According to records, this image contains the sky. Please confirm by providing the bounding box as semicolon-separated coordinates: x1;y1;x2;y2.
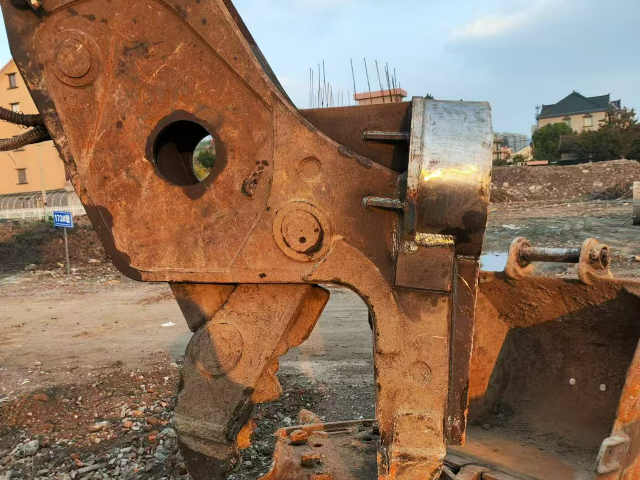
1;0;638;136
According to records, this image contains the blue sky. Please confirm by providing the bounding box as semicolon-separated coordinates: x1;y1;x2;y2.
1;0;638;136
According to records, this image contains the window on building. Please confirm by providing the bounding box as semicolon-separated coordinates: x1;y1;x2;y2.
10;102;20;113
563;117;572;128
17;169;27;185
584;115;593;128
8;73;17;89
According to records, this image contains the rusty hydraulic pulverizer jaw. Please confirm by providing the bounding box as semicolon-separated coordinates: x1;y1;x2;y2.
1;0;494;479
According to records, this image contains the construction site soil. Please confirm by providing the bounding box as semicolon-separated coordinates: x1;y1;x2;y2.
1;174;639;479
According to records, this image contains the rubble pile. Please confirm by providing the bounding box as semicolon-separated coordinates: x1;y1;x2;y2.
0;362;325;480
491;160;640;203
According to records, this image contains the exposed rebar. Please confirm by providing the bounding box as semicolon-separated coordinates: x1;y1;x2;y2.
0;126;50;151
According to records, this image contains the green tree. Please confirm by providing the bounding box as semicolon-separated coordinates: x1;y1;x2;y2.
629;140;640;161
601;109;640;160
192;150;216;181
511;154;527;165
197;150;216;169
577;129;616;162
532;123;575;161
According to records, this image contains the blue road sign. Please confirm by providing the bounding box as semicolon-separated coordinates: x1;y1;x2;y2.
53;211;74;229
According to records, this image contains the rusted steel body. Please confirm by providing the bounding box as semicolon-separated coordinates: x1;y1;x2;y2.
1;1;491;478
2;1;639;480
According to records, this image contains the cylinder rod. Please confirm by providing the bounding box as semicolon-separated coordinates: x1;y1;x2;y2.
521;247;581;264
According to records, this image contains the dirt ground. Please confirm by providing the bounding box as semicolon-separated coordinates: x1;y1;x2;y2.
0;198;639;479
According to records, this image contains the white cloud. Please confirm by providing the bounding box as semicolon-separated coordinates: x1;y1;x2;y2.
451;0;568;41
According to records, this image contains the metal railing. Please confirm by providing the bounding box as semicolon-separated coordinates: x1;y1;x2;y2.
0;190;86;220
0;204;86;220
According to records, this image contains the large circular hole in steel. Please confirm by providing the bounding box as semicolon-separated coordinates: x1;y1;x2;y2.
152;120;216;186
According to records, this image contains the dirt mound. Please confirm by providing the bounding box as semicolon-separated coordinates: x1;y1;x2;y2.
489;187;515;203
0;216;108;276
586;183;633;201
491;159;640;203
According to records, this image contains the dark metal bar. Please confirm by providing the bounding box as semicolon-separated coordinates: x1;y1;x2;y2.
362;196;404;211
521;247;581;264
362;131;409;143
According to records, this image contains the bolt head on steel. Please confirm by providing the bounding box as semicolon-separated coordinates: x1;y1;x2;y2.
281;210;323;254
56;39;92;79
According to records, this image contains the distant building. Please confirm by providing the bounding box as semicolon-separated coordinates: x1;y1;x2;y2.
493;134;512;162
513;145;533;162
537;91;621;133
0;59;67;196
354;88;407;105
496;132;530;154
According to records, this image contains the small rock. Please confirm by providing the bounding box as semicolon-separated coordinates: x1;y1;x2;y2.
289;429;309;445
146;416;159;425
12;440;39;458
88;423;105;433
298;409;322;425
154;451;167;462
481;423;492;430
32;393;49;402
301;453;323;468
88;259;102;265
256;443;273;456
76;463;106;474
35;422;55;433
634;255;640;263
24;264;37;272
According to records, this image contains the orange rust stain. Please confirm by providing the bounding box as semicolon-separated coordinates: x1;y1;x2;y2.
236;420;256;450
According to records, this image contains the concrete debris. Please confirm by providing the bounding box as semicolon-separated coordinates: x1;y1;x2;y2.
11;439;39;458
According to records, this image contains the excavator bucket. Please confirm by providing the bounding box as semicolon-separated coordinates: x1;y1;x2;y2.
1;1;638;479
465;273;640;480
